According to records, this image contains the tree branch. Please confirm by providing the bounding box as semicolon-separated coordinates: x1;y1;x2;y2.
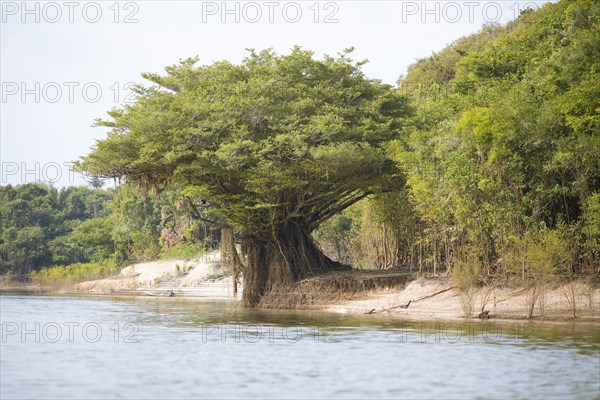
185;198;226;228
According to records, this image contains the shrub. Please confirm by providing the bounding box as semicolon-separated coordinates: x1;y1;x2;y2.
452;249;483;318
160;241;206;260
29;261;119;288
504;226;574;318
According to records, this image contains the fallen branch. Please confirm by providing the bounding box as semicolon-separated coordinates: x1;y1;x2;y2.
412;286;456;302
365;300;411;314
494;287;529;304
364;286;457;315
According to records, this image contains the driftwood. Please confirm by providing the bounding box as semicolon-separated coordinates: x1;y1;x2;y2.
365;286;456;315
412;286;456;302
493;288;529;304
365;300;411;314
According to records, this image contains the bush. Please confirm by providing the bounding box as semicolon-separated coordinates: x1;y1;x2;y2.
452;249;483;318
160;241;206;260
29;261;119;288
504;226;574;318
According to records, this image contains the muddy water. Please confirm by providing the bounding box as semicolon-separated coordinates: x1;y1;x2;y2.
1;294;599;399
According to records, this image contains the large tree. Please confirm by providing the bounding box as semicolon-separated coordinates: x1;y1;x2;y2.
78;48;409;306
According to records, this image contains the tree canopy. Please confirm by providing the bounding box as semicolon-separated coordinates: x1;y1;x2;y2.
78;47;409;305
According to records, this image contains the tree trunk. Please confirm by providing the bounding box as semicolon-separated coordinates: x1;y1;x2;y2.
220;224;242;297
241;220;343;307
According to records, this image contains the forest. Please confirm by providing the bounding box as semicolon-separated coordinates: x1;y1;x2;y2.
1;0;598;306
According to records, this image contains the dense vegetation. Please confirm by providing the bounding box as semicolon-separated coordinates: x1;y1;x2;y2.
77;47;408;306
1;0;597;306
0;184;113;277
0;183;216;281
317;0;599;284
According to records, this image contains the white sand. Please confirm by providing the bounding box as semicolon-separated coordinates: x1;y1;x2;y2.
75;250;242;299
73;255;599;321
326;276;600;321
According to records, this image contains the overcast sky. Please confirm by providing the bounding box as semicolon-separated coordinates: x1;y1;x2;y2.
1;0;553;187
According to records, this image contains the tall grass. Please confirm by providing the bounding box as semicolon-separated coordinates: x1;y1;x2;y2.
159;242;207;260
29;261;119;288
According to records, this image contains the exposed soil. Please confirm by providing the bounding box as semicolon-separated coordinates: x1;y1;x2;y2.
3;258;598;322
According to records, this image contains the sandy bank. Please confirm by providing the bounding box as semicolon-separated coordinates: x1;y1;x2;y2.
3;257;598;323
326;276;600;322
72;250;241;299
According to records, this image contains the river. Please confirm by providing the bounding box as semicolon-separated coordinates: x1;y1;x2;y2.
1;294;599;399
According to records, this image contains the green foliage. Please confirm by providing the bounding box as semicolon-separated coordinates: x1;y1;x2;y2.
583;194;600;232
504;226;575;284
502;226;576;318
312;213;353;262
314;190;423;270
29;260;119;287
452;250;484;318
394;0;600;275
0;183;113;275
6;0;598;290
109;182;219;265
452;250;483;291
159;241;206;260
70;216;115;261
0;180;218;277
109;183;162;263
79;48;409;235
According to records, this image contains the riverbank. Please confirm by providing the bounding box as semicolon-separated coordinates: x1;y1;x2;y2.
2;255;598;322
1;251;242;300
325;276;600;322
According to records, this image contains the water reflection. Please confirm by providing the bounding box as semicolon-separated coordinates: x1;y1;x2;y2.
97;295;599;350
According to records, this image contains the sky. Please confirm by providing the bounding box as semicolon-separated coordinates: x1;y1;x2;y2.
1;0;554;187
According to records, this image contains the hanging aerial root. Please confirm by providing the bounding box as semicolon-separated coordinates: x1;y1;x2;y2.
258;269;413;309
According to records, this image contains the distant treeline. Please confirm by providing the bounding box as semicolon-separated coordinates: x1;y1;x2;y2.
0;184;113;275
0;183;218;277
